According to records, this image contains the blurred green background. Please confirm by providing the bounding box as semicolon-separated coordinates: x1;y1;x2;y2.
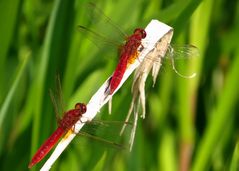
0;0;239;170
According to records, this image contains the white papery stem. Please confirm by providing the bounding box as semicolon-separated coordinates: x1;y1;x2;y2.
40;20;172;171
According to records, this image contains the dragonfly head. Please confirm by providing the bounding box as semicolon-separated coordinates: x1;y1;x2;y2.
75;103;87;114
134;28;146;39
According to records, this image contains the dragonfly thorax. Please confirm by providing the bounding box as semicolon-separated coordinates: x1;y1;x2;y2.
60;107;86;130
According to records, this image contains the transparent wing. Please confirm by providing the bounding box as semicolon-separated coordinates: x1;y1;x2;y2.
78;131;124;149
166;44;200;59
78;3;127;48
142;44;200;62
49;89;61;124
77;25;121;48
78;120;132;149
55;74;65;114
86;2;127;39
138;44;199;79
49;75;66;122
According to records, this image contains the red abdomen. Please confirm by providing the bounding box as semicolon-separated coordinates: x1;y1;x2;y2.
28;127;65;168
109;55;128;94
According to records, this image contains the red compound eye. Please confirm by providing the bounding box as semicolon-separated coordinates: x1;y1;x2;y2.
134;28;146;38
141;29;146;38
75;103;87;113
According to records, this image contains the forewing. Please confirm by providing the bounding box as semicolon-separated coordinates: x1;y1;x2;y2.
49;75;66;122
77;3;126;49
78;120;132;149
77;25;120;48
166;44;200;59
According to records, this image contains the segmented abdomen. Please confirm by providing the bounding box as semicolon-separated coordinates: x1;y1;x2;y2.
28;127;65;168
109;55;128;94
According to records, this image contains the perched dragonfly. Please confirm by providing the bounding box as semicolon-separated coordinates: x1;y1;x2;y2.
28;102;87;168
78;3;146;95
78;3;198;96
28;76;132;168
106;28;146;95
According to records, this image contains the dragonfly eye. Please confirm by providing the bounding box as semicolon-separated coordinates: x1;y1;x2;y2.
141;30;146;38
134;28;146;39
75;103;87;113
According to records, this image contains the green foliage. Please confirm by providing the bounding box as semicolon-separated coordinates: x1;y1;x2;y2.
0;0;238;170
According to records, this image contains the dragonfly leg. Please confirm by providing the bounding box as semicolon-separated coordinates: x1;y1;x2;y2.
138;43;144;52
79;116;92;124
72;125;76;133
104;76;112;96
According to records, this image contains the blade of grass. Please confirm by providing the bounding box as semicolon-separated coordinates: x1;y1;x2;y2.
158;128;177;171
173;0;208;170
0;0;21;102
172;0;203;38
230;142;239;171
192;34;239;171
0;51;30;129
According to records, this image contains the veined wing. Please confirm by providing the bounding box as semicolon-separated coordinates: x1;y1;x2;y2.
78;3;127;49
167;44;200;59
86;2;127;38
141;44;199;62
49;75;66;124
136;44;199;80
77;120;132;149
77;25;121;48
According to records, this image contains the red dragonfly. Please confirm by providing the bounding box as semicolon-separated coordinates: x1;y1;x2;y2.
78;3;199;95
28;102;87;168
106;28;146;94
78;3;146;95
